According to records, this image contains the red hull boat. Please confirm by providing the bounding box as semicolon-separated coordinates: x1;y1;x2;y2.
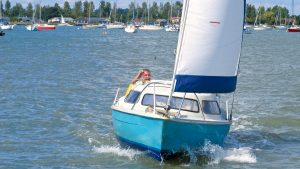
287;27;300;32
37;24;56;31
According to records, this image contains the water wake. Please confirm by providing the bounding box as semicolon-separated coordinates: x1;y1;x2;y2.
201;142;257;164
92;145;143;160
172;142;257;165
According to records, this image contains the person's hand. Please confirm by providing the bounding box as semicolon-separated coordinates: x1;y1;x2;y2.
137;70;144;78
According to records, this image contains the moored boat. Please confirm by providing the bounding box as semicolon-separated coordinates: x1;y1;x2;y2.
57;15;71;26
287;0;300;32
106;23;126;29
125;25;137;33
139;25;163;31
165;25;179;32
82;24;98;29
287;26;300;32
36;24;56;31
26;24;38;31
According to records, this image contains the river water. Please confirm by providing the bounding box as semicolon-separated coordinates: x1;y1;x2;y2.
0;26;299;168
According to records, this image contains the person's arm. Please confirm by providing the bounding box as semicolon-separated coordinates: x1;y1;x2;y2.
131;70;144;84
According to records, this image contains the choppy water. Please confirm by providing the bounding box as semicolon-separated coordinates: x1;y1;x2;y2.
0;26;299;168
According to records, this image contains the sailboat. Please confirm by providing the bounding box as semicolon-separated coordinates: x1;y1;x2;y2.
125;1;137;33
253;7;271;31
274;8;287;30
36;3;55;30
106;2;126;29
139;0;163;31
288;0;300;32
165;2;179;32
25;7;37;31
0;0;14;30
111;0;245;159
82;2;98;29
57;14;71;26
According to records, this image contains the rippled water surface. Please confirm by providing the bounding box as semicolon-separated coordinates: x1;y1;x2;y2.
0;26;299;168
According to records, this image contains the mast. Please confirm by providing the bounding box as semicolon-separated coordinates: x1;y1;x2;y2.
292;0;295;25
39;3;41;23
99;1;101;18
132;0;135;21
88;2;91;24
32;7;35;24
147;0;150;23
166;0;189;110
254;8;260;26
114;0;117;21
292;0;294;17
170;2;173;24
0;0;2;18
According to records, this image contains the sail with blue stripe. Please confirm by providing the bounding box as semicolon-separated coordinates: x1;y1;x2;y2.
173;0;245;93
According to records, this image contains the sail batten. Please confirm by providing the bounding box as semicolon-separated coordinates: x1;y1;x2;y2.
173;0;245;93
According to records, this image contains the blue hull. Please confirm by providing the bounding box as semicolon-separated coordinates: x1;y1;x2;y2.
112;109;230;158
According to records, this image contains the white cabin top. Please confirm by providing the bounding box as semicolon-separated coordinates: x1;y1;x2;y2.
112;80;229;123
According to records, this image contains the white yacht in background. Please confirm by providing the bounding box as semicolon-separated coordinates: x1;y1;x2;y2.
0;1;14;30
0;24;14;30
165;25;179;32
106;22;126;29
139;24;163;31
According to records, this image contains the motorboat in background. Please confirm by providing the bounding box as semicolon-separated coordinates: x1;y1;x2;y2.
125;25;137;33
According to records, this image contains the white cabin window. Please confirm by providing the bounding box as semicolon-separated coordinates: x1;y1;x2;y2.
125;90;140;104
201;101;221;114
141;94;199;112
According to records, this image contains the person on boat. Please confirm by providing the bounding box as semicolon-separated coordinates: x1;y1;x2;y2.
125;69;151;96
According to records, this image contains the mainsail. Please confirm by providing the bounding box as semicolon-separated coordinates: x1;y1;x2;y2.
173;0;245;93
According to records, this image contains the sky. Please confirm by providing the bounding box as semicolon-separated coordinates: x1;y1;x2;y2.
5;0;300;15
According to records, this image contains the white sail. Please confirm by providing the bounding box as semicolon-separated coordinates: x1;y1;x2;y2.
174;0;245;93
61;15;66;24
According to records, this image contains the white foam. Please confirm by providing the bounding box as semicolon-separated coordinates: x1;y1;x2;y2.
201;142;257;164
92;145;143;160
223;147;257;163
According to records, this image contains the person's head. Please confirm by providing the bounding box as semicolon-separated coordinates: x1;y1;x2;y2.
142;69;151;81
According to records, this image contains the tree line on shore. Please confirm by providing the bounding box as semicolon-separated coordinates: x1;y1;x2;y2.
1;0;300;25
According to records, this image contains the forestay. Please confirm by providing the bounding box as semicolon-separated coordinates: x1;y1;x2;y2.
174;0;245;93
